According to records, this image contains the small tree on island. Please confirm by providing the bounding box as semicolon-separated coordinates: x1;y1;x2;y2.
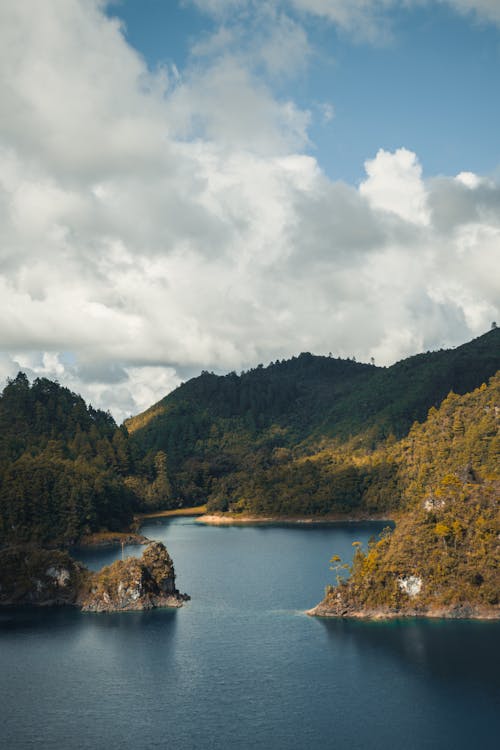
330;554;350;584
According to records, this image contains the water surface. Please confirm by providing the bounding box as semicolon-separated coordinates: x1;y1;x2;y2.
1;518;498;749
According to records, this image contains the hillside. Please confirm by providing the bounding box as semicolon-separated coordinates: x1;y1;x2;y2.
0;373;136;546
126;328;500;515
1;329;498;545
0;376;188;611
309;373;500;618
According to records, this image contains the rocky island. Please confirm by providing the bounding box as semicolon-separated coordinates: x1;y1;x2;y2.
0;541;189;612
80;541;189;612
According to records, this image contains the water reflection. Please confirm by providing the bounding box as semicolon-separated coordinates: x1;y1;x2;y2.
2;521;499;750
70;543;145;571
315;617;500;692
0;604;178;636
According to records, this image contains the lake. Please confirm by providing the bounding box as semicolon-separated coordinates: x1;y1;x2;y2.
1;517;499;749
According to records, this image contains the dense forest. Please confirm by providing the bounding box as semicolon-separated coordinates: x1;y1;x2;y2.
127;328;500;516
0;329;498;549
314;372;499;616
0;374;171;546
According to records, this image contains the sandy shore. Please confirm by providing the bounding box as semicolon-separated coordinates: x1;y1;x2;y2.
196;513;394;526
134;504;207;521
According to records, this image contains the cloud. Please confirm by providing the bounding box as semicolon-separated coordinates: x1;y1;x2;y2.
360;148;430;225
167;60;311;154
191;8;311;79
0;0;498;421
190;0;500;41
444;0;500;25
287;0;500;46
185;0;246;17
190;0;500;42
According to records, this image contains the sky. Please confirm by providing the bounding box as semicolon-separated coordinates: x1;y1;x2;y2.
0;0;499;422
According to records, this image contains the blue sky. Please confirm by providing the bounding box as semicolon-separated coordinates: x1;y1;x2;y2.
108;0;500;183
0;0;499;419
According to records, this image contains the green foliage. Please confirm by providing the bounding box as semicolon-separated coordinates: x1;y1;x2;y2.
1;329;499;555
0;544;89;605
0;374;135;545
127;328;500;517
323;373;500;613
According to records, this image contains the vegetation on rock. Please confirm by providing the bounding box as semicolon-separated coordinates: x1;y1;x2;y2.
310;374;500;618
80;541;189;612
0;545;89;606
0;542;188;612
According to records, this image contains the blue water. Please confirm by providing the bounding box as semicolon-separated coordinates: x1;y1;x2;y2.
1;518;499;749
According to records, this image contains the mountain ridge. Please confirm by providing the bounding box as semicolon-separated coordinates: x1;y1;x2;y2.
126;328;500;514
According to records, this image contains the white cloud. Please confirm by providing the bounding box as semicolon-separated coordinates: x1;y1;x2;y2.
185;0;246;16
444;0;500;25
289;0;396;41
189;1;311;78
360;148;430;225
455;171;482;189
167;59;311;154
0;0;499;421
187;0;500;34
291;0;500;31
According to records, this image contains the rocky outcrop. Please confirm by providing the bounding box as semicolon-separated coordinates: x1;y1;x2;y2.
307;584;500;620
307;598;499;620
0;545;88;606
0;541;189;612
79;542;189;612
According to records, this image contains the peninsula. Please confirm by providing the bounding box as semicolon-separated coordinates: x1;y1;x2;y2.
308;373;499;619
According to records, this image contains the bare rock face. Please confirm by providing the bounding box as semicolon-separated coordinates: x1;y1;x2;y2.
397;575;423;597
80;542;189;613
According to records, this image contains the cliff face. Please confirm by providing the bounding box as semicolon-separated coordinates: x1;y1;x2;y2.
0;542;189;612
79;542;189;612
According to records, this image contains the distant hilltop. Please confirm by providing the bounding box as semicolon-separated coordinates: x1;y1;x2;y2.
125;328;500;518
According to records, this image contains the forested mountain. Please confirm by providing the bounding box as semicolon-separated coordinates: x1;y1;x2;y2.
126;328;500;515
1;329;498;548
311;372;499;618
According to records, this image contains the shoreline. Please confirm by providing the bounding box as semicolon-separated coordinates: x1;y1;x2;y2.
134;504;207;521
78;531;150;548
196;512;394;526
306;604;500;621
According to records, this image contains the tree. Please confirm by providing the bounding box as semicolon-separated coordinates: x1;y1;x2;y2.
330;554;350;583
